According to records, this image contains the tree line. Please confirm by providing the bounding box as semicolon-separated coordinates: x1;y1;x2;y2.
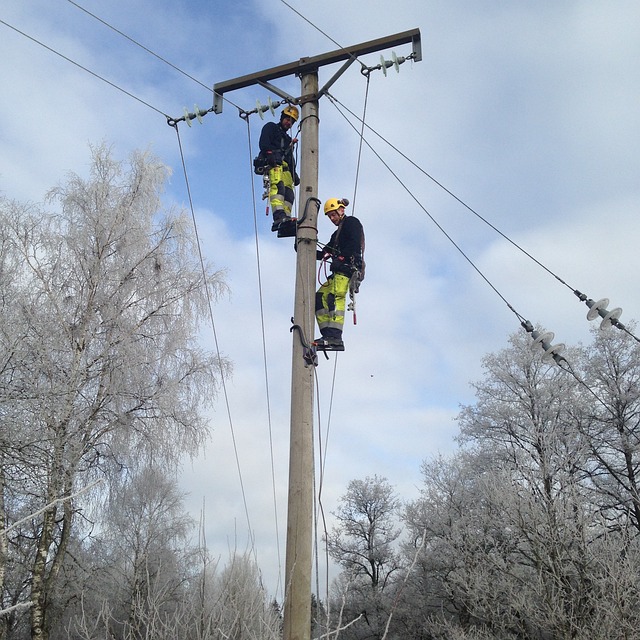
325;329;640;639
2;147;640;639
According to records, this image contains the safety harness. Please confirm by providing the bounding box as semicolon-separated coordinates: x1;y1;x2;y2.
319;216;366;324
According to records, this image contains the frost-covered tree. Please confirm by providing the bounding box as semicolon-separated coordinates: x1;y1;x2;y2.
576;327;640;532
402;329;640;639
180;552;280;640
327;475;401;590
75;467;198;640
326;475;402;640
0;145;228;640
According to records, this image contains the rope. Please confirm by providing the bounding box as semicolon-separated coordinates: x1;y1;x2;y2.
244;113;284;600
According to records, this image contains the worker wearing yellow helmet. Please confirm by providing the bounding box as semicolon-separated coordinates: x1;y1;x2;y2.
314;198;365;351
257;105;300;232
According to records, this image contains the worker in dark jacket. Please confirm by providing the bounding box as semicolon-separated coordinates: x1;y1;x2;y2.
258;105;299;231
314;198;365;350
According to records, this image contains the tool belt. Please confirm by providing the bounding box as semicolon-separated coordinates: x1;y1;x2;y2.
253;155;269;175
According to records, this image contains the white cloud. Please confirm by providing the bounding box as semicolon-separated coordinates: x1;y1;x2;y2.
2;0;640;598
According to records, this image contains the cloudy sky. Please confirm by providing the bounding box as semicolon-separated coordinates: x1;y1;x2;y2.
2;0;640;598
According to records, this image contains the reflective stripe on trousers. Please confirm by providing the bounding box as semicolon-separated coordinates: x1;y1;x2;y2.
269;162;294;215
315;273;350;334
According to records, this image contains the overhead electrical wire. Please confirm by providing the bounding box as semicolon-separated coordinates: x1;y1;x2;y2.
328;94;577;295
327;90;640;345
244;117;285;601
326;87;621;411
326;91;527;327
171;122;258;563
64;0;244;114
66;0;212;92
0;18;170;118
278;0;367;73
1;8;244;120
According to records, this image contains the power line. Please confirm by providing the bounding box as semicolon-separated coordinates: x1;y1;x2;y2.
0;18;170;118
329;92;576;294
326;91;528;328
65;0;246;116
327;90;640;344
244;116;285;600
66;0;212;92
171;121;257;559
2;12;244;123
278;0;366;72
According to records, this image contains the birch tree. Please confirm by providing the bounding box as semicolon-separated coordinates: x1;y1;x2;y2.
0;145;228;640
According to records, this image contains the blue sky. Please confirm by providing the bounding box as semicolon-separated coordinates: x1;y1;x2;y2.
2;0;640;598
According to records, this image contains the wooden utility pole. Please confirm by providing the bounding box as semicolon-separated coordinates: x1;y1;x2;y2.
213;29;421;640
282;68;319;640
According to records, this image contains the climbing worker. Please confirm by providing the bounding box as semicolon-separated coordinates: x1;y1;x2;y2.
314;198;365;351
257;105;300;232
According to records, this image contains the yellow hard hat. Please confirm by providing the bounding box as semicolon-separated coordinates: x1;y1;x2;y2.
282;105;299;122
324;198;349;214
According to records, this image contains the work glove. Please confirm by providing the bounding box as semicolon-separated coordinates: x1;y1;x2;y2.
316;248;333;261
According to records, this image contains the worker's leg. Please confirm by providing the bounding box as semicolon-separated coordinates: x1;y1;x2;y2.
315;274;350;342
269;164;285;220
282;162;295;216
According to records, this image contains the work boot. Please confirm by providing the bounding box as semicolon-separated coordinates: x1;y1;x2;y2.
277;216;297;238
313;336;344;350
271;211;286;232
